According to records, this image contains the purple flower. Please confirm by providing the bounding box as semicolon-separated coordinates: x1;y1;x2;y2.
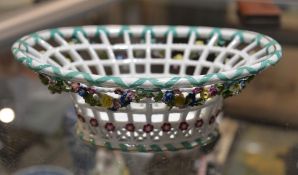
192;87;203;94
209;86;218;96
87;87;96;94
114;88;124;95
112;99;121;110
173;89;182;94
126;90;136;101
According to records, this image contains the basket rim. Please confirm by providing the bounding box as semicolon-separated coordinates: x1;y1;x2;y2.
11;25;282;89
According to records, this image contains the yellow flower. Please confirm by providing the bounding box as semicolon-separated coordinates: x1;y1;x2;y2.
229;84;241;92
173;54;183;60
100;94;113;108
195;40;204;45
200;89;209;100
175;94;185;107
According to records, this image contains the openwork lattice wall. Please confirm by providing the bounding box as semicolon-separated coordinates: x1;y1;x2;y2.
12;25;282;151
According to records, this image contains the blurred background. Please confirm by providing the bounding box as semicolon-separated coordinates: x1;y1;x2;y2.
0;0;297;175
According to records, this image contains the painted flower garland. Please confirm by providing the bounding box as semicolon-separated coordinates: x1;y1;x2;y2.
38;74;254;111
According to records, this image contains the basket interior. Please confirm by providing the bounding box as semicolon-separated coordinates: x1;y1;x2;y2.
20;26;272;79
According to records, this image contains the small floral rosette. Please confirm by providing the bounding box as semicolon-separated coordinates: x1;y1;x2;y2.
12;25;281;152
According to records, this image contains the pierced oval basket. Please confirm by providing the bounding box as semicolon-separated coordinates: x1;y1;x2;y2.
12;25;281;152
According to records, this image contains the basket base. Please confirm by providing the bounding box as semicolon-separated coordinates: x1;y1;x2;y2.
73;96;224;152
76;122;221;152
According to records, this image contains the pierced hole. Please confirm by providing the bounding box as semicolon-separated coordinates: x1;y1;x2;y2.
48;55;64;67
89;65;99;75
206;36;214;44
173;37;189;44
152;114;164;123
152;103;166;110
169;113;181;122
100;112;109;121
201;67;209;75
76;95;85;104
170;134;175;139
66;37;80;44
114;49;128;60
133;114;146;123
195;39;206;45
133;49;146;58
108;36;124;45
219;39;231;47
151;50;165;59
154;37;167;44
142;132;147;137
119;65;130;74
222;53;234;65
236;43;247;50
77;49;92;60
114;113;128;122
62;36;72;43
76;65;85;72
151;65;164;73
206;52;217;62
189;50;201;60
89;35;102;44
131;36;144;44
126;131;132;137
85;108;93;117
186;111;196;121
47;37;60;47
136;64;145;73
131;102;146;110
171;50;184;60
33;43;46;52
120;136;127;141
150;131;155;136
137;137;144;141
248;45;263;55
60;51;74;62
153;136;160;141
95;49;109;60
116;130;122;136
104;66;113;75
170;65;180;74
186;66;195;75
